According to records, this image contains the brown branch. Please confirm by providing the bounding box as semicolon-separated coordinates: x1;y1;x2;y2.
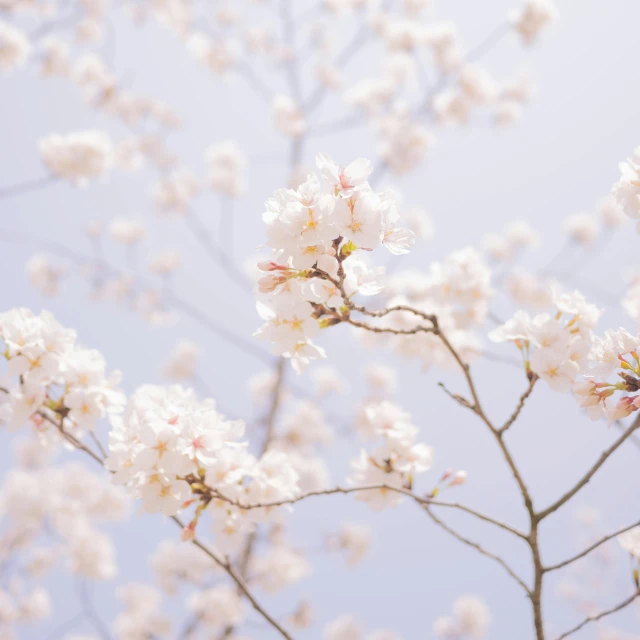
210;484;527;539
29;399;293;640
172;516;294;640
422;505;531;594
537;413;640;521
260;357;286;456
217;357;288;640
498;375;538;435
554;590;640;640
545;519;640;572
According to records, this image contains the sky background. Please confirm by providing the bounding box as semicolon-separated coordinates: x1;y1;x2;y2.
1;0;640;638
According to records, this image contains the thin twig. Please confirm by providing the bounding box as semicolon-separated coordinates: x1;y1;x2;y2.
554;590;640;639
210;483;527;539
422;505;531;594
499;376;538;434
537;413;640;520
545;519;640;572
171;516;294;640
0;175;56;199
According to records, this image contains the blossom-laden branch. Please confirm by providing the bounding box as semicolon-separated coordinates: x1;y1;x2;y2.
554;589;640;640
1;376;293;640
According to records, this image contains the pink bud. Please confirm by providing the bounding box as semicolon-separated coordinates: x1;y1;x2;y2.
440;468;453;482
181;521;196;542
258;260;288;272
258;273;287;293
449;470;467;487
30;413;45;428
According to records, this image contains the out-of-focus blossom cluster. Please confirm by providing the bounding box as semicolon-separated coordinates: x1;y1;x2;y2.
0;436;130;639
433;595;492;639
323;613;403;640
371;247;494;369
348;401;432;511
612;145;640;232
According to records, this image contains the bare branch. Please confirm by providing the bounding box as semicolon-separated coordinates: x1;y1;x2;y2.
554;590;640;640
260;357;286;455
183;206;252;294
422;505;531;594
171;516;294;640
537;413;640;521
210;483;527;539
498;375;538;435
545;519;640;572
0;175;56;199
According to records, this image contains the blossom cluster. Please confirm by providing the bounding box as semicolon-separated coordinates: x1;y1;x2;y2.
353;247;493;370
39;130;115;185
255;153;417;371
433;595;492;639
0;434;130;639
323;613;403;640
0;307;125;433
106;384;301;547
348;401;433;511
612;145;640;231
113;584;172;640
491;288;640;421
490;288;601;392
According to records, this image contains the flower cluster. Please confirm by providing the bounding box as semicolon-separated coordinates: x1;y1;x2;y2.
365;248;493;369
206;141;247;198
39;130;115;185
188;585;245;631
573;328;640;421
106;384;300;546
327;522;372;566
253;544;313;593
255;153;416;372
433;595;492;639
348;401;432;511
0;435;130;639
490;288;602;392
612;145;640;231
0;21;31;73
113;584;172;640
323;614;402;640
509;0;558;45
151;539;217;594
0;308;125;433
